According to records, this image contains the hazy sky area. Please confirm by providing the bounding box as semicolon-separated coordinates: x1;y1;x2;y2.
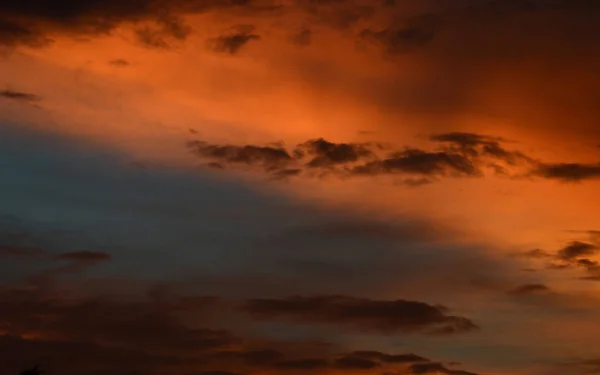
1;1;600;374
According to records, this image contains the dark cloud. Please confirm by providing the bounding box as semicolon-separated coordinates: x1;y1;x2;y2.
360;16;436;55
430;132;531;165
334;355;379;370
0;286;233;358
187;134;600;185
241;295;478;335
353;148;479;177
0;89;42;103
532;162;600;182
0;0;269;47
207;25;260;54
512;249;553;259
0;18;50;47
346;350;428;364
523;241;600;280
557;241;598;261
0;284;481;374
296;138;374;168
408;362;480;375
508;283;550;296
187;140;292;170
108;58;130;66
274;358;329;370
290;28;312;46
215;349;285;366
55;251;112;262
300;1;374;30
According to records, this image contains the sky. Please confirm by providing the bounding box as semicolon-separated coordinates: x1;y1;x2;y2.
1;0;600;374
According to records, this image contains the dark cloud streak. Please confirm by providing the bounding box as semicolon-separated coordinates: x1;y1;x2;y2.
241;295;478;335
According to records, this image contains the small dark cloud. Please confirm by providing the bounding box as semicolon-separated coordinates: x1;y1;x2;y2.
557;241;598;261
532;162;600;182
290;28;312;46
408;362;480;375
512;249;553;259
347;350;428;364
523;241;600;280
0;89;42;103
207;25;260;55
360;26;435;54
135;15;191;49
241;295;478;335
238;349;285;365
297;138;374;168
353;149;479;177
334;356;379;370
55;251;112;262
270;168;302;180
187;140;293;171
508;283;551;296
108;58;130;66
0;18;51;47
360;13;438;55
431;132;530;165
273;358;329;370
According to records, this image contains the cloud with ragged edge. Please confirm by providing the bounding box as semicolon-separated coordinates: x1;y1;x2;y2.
187;132;522;182
207;25;261;55
0;284;482;375
187;132;600;184
0;89;42;103
241;295;478;335
517;240;600;280
507;283;551;296
0;0;277;48
531;162;600;182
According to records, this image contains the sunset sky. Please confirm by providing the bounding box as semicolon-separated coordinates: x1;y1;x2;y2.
1;1;600;374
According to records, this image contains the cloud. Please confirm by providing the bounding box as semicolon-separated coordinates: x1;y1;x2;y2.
408;362;479;375
507;284;551;296
334;355;379;370
345;350;428;364
55;251;112;262
108;58;130;66
187;133;600;187
512;249;553;259
241;295;478;335
188;133;530;181
360;13;437;55
274;358;329;370
0;285;231;358
430;132;530;165
290;28;312;46
0;18;50;47
207;25;261;54
521;240;600;280
557;241;598;261
0;281;482;375
0;89;42;103
352;148;480;177
296;138;374;168
531;162;600;182
187;140;293;170
0;0;275;47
